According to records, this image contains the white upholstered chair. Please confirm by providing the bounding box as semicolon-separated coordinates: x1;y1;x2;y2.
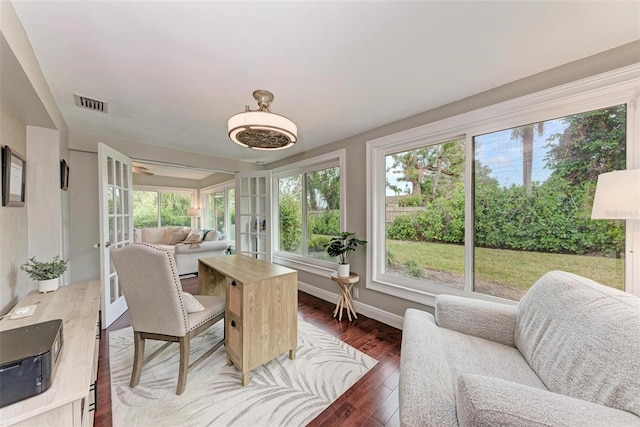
111;243;225;395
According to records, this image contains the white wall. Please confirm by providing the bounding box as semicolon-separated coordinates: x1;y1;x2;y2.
0;100;29;314
69;150;100;283
26;126;62;265
1;0;68;314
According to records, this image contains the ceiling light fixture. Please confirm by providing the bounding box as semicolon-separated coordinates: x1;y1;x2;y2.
228;90;297;150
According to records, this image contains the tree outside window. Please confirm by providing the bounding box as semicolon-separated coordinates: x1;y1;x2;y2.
383;105;627;300
133;189;193;228
278;167;340;261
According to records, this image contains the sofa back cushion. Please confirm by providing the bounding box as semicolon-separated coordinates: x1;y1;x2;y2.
515;270;640;416
141;227;166;243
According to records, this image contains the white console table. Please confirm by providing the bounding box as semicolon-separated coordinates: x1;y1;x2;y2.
0;281;101;427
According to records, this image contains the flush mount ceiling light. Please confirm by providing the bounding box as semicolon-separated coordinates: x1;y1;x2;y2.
228;90;297;150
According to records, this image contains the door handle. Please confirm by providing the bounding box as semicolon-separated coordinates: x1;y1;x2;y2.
93;242;111;248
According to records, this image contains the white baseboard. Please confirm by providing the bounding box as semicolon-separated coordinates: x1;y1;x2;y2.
297;281;404;330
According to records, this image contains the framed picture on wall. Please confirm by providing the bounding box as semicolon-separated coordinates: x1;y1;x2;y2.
60;159;69;191
2;145;26;207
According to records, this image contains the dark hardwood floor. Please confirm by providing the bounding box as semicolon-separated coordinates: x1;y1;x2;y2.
95;276;403;427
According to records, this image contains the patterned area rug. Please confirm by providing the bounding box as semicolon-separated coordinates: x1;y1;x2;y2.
109;320;377;426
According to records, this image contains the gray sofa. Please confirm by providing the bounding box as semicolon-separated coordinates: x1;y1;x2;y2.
399;270;640;426
134;227;229;275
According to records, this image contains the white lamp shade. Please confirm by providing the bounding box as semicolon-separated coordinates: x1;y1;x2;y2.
591;169;640;219
188;208;202;218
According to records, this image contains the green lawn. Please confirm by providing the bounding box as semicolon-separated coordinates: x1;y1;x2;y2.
386;240;624;291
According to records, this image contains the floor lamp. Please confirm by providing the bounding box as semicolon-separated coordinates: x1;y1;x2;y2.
591;169;640;296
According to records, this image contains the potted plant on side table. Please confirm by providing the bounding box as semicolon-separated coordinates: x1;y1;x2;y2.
21;255;68;293
324;232;367;278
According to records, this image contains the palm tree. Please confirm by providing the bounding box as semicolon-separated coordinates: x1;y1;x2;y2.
510;122;544;191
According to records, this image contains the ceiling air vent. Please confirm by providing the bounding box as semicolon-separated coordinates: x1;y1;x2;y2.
74;94;108;113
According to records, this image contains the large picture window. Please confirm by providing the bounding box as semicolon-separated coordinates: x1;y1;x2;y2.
273;151;345;272
133;187;195;228
473;106;626;300
385;139;465;289
367;69;638;305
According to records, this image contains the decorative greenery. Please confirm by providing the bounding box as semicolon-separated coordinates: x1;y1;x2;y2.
21;256;68;281
324;232;367;265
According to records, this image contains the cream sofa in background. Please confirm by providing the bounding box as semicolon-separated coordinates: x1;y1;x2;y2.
399;270;640;426
134;227;229;275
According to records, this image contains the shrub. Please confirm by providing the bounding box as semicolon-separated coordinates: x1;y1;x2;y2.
405;259;424;278
387;214;418;240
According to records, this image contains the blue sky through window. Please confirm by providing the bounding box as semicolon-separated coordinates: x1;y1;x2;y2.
385;118;568;195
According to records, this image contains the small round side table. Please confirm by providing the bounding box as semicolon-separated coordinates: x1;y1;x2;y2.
330;272;359;321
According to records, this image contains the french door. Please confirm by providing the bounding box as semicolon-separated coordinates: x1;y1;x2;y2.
235;171;271;261
98;143;132;327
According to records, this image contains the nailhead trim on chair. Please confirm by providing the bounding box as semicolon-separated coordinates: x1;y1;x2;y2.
188;307;225;331
135;243;189;333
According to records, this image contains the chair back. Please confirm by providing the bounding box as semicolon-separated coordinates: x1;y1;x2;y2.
111;243;190;337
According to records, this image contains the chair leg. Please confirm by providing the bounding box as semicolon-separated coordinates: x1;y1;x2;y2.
130;331;145;387
176;336;190;395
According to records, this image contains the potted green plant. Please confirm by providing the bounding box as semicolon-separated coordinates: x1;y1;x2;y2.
21;255;68;293
324;232;367;277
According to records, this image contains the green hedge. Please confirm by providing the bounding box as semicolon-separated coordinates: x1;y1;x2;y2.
387;178;622;256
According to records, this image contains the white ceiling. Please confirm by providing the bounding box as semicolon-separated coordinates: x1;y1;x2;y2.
11;1;640;169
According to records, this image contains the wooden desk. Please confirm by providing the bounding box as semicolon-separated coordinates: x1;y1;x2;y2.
331;272;359;321
0;282;101;427
198;255;298;386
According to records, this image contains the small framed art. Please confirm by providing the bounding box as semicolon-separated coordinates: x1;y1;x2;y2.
60;159;70;191
2;145;26;207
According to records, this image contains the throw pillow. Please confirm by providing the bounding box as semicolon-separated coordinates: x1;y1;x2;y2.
185;229;203;242
204;230;219;241
167;231;189;245
182;292;205;313
163;227;183;244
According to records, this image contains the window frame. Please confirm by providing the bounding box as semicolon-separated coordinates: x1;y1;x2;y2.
200;180;236;245
271;149;347;276
132;185;197;228
367;65;640;306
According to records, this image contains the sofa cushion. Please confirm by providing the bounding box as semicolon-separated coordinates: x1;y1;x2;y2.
167;230;188;245
204;230;219;241
163;227;184;244
185;229;203;242
141;227;166;243
400;308;547;427
456;374;640;427
515;271;640;416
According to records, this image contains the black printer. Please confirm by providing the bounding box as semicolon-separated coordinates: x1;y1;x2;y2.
0;319;64;407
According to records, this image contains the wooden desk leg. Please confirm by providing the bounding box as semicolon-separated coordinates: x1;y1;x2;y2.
227;355;233;366
289;348;296;360
242;372;250;386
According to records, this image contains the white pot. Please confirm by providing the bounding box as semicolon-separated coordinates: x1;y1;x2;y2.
38;277;59;293
337;263;350;278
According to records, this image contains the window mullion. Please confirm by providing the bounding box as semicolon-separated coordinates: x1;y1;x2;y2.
301;173;308;257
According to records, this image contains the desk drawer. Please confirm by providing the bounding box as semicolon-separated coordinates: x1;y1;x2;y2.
226;315;242;361
226;278;242;317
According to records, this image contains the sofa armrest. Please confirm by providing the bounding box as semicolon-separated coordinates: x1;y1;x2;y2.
174;240;229;255
456;374;640;427
435;295;517;346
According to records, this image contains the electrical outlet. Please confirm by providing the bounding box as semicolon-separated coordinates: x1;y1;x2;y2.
353;287;359;299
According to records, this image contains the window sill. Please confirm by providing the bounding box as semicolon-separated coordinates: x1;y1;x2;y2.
273;253;336;278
